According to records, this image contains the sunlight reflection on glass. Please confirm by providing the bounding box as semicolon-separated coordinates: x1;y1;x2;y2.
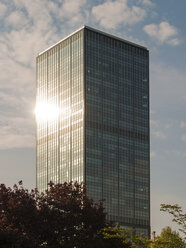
35;102;73;122
35;102;59;122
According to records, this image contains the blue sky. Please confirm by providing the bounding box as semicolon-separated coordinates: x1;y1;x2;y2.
0;0;186;236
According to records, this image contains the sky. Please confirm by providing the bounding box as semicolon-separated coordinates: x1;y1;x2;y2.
0;0;186;236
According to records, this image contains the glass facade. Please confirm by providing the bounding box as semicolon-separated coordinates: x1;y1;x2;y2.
36;26;150;236
36;30;84;193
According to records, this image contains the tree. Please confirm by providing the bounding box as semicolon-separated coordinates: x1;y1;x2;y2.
151;226;185;248
0;180;155;247
91;225;151;248
101;225;133;248
160;204;186;239
0;181;39;247
0;181;106;248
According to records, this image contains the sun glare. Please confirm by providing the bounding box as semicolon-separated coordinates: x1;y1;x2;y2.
35;102;72;122
35;102;59;122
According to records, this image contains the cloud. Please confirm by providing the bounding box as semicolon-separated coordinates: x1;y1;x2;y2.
0;2;7;18
150;151;156;158
60;0;86;19
141;0;154;7
150;120;159;127
183;95;186;100
143;21;180;45
151;130;166;140
164;120;176;129
167;38;180;46
150;109;156;114
180;121;186;128
5;10;28;29
0;132;34;150
0;0;88;150
165;150;186;157
92;0;146;29
0;88;35;150
137;0;155;7
150;62;186;110
181;135;186;142
59;0;88;26
0;114;35;149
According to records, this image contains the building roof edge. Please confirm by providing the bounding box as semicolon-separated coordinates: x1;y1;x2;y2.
83;25;148;50
38;25;147;56
38;26;85;56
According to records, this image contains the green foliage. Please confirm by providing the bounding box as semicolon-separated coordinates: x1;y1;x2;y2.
160;204;186;239
151;227;186;248
101;225;132;247
98;225;151;248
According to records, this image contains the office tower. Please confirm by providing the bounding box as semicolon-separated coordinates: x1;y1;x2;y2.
36;26;150;236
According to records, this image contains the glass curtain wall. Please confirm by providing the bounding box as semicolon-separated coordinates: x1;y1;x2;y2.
36;53;48;192
85;28;150;236
36;30;84;192
36;26;150;236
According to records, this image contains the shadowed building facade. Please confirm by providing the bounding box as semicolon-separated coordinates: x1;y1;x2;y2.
36;26;150;236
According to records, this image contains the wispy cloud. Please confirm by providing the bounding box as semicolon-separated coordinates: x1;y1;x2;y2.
59;0;87;19
0;0;185;153
150;151;156;158
150;109;156;115
150;62;186;109
151;129;166;140
0;0;88;150
150;120;159;127
141;0;154;7
0;2;7;18
92;0;146;29
0;114;35;150
181;135;186;142
143;21;180;45
180;121;186;128
5;10;28;29
164;120;176;129
165;150;186;157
